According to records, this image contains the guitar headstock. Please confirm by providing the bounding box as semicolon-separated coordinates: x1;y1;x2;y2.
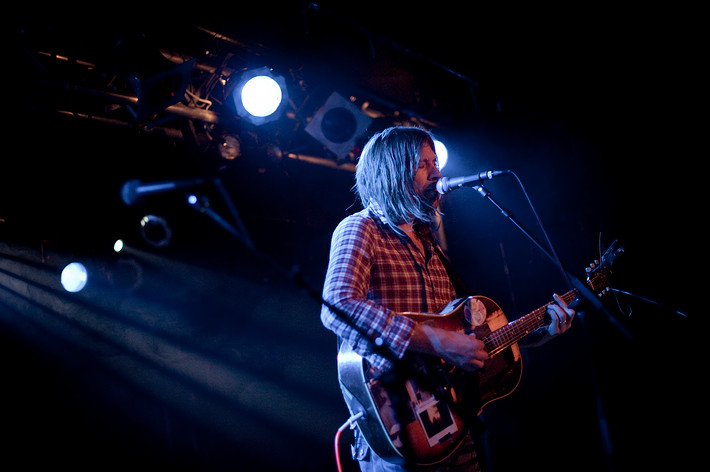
585;239;624;296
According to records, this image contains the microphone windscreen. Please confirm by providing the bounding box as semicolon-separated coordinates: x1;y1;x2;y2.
120;179;140;206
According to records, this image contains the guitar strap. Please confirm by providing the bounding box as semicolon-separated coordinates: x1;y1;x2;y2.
411;218;471;298
434;245;471;298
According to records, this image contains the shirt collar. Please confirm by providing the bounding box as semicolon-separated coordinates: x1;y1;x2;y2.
367;200;390;225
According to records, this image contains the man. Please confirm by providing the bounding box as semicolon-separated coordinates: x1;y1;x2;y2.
320;126;575;471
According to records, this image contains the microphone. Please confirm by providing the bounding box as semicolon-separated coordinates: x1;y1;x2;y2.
436;170;509;194
121;178;205;206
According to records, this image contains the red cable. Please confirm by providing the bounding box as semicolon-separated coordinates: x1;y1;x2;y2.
334;425;345;472
335;412;363;472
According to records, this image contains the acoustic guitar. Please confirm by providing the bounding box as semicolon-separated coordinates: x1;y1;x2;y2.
337;243;622;466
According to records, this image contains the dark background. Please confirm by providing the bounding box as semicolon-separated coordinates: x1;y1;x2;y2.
2;4;699;471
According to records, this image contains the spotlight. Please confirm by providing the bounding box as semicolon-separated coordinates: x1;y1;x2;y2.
242;76;282;117
61;262;88;293
140;215;172;248
305;92;372;160
219;135;241;160
112;32;195;122
232;66;288;125
434;139;448;170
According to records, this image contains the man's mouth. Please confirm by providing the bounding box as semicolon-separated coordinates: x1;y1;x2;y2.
423;184;440;202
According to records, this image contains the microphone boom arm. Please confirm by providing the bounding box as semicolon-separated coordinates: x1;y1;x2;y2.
473;184;632;338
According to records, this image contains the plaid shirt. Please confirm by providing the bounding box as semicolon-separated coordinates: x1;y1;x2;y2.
320;205;456;373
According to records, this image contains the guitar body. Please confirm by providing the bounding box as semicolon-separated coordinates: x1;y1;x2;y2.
337;296;523;466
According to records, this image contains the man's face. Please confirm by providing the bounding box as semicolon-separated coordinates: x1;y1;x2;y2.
413;143;441;205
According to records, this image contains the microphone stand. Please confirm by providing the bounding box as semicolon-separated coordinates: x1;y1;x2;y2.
473;185;631;338
472;183;623;471
186;178;256;253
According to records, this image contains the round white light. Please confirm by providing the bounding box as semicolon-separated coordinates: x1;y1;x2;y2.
240;75;283;117
61;262;88;293
434;140;448;170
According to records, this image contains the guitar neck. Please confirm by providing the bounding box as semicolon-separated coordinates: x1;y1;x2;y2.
483;289;578;356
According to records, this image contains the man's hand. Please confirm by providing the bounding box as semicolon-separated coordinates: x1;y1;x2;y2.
411;324;489;372
545;293;576;336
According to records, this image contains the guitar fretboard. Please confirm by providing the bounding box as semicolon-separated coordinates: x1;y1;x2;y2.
483;289;578;356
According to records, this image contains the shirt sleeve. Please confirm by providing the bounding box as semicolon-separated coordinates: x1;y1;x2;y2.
320;214;416;372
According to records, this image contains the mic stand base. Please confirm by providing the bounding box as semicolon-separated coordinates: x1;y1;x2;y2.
611;288;688;319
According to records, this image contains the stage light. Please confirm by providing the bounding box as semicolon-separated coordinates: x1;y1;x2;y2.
113;239;125;253
112;32;195;123
140;215;172;248
305;92;372;160
61;262;88;293
219;135;241;160
434;139;448;170
242;76;282;117
232;67;288;125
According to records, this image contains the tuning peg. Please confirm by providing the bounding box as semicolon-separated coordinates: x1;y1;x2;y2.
596;286;611;296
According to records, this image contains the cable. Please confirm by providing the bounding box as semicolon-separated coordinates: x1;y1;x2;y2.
508;170;573;290
335;412;364;472
611;288;687;318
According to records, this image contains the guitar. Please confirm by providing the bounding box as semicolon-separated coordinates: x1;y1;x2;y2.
337;243;622;466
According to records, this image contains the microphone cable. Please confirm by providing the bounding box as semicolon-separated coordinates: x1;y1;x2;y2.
335;411;365;472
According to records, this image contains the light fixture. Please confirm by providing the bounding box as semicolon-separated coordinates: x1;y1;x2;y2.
232;66;288;126
434;139;448;170
61;262;88;293
112;32;195;123
219;135;241;160
305;92;372;160
140;215;172;248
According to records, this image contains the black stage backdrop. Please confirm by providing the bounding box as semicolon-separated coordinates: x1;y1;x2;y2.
2;4;699;471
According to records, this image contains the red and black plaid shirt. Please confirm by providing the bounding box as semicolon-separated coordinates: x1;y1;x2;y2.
320;205;456;373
